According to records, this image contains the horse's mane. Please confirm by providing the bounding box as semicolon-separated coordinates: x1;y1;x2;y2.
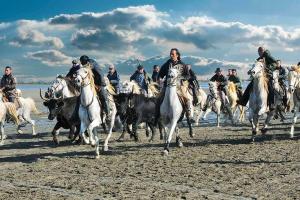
59;77;80;95
227;81;236;93
148;82;160;96
130;80;142;94
291;65;300;73
85;67;97;95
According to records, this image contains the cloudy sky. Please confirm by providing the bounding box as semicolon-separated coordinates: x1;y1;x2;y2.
0;0;299;82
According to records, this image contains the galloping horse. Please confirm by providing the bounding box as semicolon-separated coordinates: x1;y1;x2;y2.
160;68;193;155
227;82;245;122
248;61;280;140
288;67;300;138
202;81;222;127
75;67;102;158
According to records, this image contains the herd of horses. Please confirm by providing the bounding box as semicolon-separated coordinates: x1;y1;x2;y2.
0;60;299;158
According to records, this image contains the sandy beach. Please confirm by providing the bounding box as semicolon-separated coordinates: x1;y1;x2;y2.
0;89;298;199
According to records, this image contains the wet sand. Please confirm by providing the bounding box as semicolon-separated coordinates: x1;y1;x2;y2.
0;90;299;199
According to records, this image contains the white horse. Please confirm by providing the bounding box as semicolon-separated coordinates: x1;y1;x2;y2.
120;80;160;97
248;61;280;140
202;81;222;127
227;82;245;122
75;67;102;158
288;67;300;138
193;87;207;126
0;92;19;144
14;89;39;135
49;75;79;98
160;68;185;156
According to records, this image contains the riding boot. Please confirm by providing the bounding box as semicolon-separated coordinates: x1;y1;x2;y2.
237;80;253;106
267;81;275;110
99;87;110;115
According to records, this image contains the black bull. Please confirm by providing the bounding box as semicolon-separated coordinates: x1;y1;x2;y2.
42;97;80;144
114;93;193;142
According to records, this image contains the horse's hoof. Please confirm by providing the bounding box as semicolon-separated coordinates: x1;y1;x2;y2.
103;146;109;152
189;132;194;138
32;132;37;136
163;150;169;156
177;141;183;148
148;139;154;143
17;130;23;134
95;155;100;159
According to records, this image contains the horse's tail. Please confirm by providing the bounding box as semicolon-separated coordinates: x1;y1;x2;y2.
4;102;19;125
27;98;40;114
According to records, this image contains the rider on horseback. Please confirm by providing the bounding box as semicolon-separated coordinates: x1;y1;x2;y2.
130;65;151;94
228;69;243;99
79;55;110;115
66;59;80;80
157;48;198;116
238;47;277;110
0;66;17;102
209;68;228;106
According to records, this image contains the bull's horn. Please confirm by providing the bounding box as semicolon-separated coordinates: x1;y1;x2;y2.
39;88;48;101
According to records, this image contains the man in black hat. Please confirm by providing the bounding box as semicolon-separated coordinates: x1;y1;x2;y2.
79;55;110;115
130;65;151;93
209;68;228;104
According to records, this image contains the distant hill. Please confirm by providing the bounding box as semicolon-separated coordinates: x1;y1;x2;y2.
113;55;251;80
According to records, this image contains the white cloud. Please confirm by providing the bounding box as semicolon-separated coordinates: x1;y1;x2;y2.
25;50;72;66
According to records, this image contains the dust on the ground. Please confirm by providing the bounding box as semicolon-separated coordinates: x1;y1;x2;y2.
0;90;299;200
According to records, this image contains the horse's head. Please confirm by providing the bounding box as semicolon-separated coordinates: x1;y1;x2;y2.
49;76;65;97
272;70;280;91
288;68;300;93
249;61;265;78
75;67;92;87
167;68;179;86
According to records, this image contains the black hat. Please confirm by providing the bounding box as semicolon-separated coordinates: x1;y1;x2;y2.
80;55;89;65
232;69;236;72
215;68;222;73
137;65;144;70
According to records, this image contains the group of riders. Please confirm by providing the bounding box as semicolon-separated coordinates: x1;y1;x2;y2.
0;46;290;119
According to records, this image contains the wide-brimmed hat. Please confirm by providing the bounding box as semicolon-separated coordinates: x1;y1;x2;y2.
215;68;222;73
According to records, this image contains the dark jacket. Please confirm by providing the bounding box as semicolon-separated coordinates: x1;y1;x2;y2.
107;70;120;86
66;64;80;78
152;71;159;82
210;74;227;90
228;75;242;89
1;74;16;97
85;58;106;86
130;71;150;90
257;50;277;72
278;66;286;83
159;59;186;85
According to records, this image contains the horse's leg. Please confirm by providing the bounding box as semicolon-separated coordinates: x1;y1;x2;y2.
23;112;36;136
202;107;211;120
80;122;89;144
103;110;116;151
290;105;298;139
87;119;100;147
175;126;183;148
132;118;141;142
163;120;178;156
262;109;275;134
195;109;203;126
252;114;259;141
0;120;5;145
